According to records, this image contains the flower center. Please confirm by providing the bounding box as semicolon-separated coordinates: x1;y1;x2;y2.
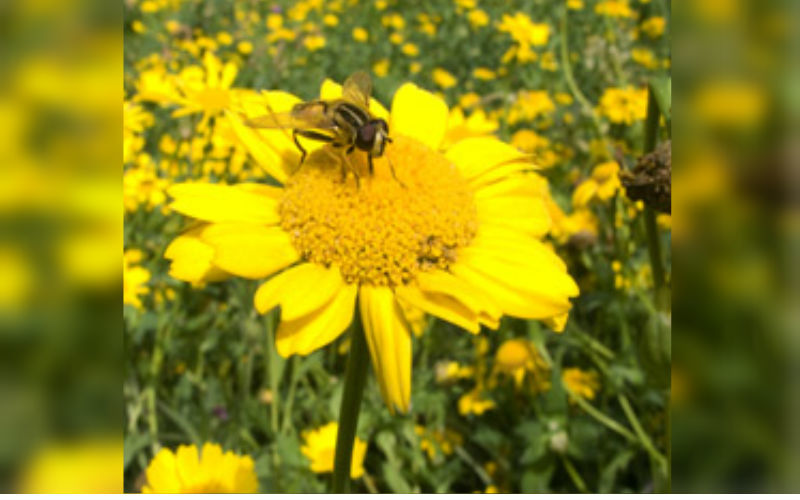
279;135;478;286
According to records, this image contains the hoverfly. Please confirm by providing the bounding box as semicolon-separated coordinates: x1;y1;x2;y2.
246;71;399;185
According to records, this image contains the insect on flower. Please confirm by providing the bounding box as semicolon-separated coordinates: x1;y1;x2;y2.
245;71;400;185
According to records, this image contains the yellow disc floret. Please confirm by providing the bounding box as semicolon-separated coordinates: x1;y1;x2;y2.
279;135;478;286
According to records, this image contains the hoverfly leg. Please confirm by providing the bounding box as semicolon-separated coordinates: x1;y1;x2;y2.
292;130;308;166
367;154;374;175
387;156;406;188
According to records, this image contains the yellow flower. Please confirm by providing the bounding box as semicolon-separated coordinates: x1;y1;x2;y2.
169;51;239;128
124;248;150;309
415;425;463;459
473;67;496;80
381;13;405;30
301;422;367;478
432;67;457;89
389;32;404;45
323;14;339;26
216;31;233;46
498;13;550;48
124;154;170;212
507;90;555;124
598;86;648;124
402;42;420;57
140;0;159;13
459;92;481;109
141;443;258;493
562;368;601;400
435;360;475;383
572;161;622;207
468;9;490;28
409;61;422;74
631;47;658;69
547;197;599;246
567;0;584;9
237;40;253;55
304;34;326;51
493;338;550;389
266;13;283;30
352;27;369;42
165;78;578;413
595;0;635;17
459;387;496;415
372;58;390;77
641;16;666;38
132;20;146;33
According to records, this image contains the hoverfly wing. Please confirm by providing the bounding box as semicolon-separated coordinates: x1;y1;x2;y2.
244;111;303;129
245;101;336;130
341;71;373;108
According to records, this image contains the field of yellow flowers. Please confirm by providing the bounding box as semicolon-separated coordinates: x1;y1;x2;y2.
123;0;671;493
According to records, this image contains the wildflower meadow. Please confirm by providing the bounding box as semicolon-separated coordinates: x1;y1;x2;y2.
123;0;671;493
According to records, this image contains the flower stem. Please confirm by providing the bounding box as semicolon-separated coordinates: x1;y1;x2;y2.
332;307;369;493
560;7;615;161
642;85;668;310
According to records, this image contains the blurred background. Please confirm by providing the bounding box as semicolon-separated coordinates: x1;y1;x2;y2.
0;0;123;493
0;0;797;493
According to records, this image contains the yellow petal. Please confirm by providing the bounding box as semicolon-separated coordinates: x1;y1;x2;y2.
168;183;281;224
572;180;598;207
445;137;537;184
320;79;390;121
254;263;344;320
452;240;578;321
390;83;448;150
359;286;411;413
416;270;502;321
202;223;298;279
226;111;290;183
394;285;481;334
275;283;357;356
477;195;551;237
164;226;230;284
145;448;181;493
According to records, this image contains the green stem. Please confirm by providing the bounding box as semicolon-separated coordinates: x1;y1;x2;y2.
642;85;668;307
618;395;668;472
562;455;589;493
454;445;493;486
560;7;615;161
570;393;637;443
332;308;370;493
281;356;300;434
264;312;280;433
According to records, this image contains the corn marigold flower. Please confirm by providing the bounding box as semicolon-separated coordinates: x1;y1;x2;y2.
467;8;490;28
493;338;550;390
301;422;367;478
352;27;369;42
458;386;496;415
572;161;622;207
594;0;635;18
640;16;666;38
141;443;258;493
124;249;151;310
414;425;462;459
598;86;648;125
562;367;601;400
432;67;457;89
165;77;578;413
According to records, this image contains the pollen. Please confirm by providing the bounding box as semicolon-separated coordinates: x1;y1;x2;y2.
279;135;478;286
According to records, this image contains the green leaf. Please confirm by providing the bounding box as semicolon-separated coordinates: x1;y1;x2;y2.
648;76;671;121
